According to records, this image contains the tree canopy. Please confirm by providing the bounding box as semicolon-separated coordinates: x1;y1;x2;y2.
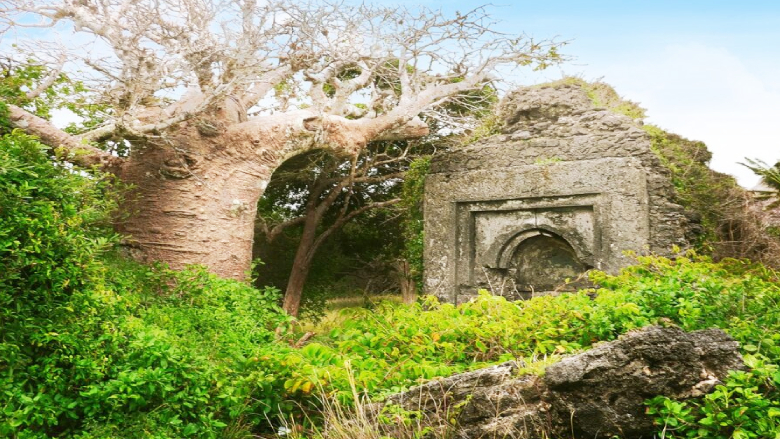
0;0;563;279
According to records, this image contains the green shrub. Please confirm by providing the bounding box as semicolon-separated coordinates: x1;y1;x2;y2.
277;254;780;439
592;254;780;439
0;132;120;437
0;132;295;438
278;285;653;406
70;262;296;439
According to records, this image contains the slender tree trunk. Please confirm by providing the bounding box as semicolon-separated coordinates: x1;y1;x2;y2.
398;259;418;304
281;213;319;316
282;255;313;317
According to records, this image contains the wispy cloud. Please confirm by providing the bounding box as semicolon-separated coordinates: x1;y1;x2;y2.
603;42;780;186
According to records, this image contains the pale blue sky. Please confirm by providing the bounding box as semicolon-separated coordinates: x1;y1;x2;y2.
12;1;779;186
381;0;780;186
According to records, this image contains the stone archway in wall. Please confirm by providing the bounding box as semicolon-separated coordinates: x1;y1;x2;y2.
447;196;602;302
508;230;592;295
423;83;689;304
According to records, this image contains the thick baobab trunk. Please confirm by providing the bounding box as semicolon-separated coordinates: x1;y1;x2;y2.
116;126;281;280
10;100;424;283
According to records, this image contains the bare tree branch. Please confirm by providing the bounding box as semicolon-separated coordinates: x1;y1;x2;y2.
1;0;562;157
313;197;401;251
24;53;66;100
7;104;124;170
257;215;308;244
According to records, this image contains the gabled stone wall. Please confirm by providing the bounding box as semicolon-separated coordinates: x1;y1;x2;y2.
424;83;688;303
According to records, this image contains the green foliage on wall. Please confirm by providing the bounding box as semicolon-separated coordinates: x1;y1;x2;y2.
400;156;431;290
643;124;742;248
550;78;776;260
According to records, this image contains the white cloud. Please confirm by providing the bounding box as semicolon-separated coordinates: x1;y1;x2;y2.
50;108;82;130
602;42;780;187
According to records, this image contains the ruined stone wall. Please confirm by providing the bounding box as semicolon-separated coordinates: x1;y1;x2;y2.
424;83;688;303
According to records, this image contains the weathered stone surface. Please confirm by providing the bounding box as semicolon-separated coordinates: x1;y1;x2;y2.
544;326;743;438
376;326;743;439
424;83;688;303
375;361;548;439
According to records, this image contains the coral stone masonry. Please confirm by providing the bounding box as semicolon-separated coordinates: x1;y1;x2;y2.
424;83;688;303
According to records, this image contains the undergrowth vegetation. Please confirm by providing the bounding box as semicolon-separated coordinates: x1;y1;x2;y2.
0;132;297;438
291;255;780;439
3;131;780;438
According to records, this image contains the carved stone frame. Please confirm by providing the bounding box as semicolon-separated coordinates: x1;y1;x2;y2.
424;156;651;303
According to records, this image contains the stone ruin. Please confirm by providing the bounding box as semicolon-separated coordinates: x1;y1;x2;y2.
375;326;743;439
424;83;689;303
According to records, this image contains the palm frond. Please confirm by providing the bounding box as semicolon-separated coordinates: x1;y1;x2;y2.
741;157;780;192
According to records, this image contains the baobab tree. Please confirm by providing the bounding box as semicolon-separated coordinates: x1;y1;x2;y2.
0;0;562;280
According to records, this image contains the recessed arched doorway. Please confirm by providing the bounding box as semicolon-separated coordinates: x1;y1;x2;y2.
510;231;591;294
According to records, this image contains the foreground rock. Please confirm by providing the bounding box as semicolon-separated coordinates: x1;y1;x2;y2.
377;326;743;439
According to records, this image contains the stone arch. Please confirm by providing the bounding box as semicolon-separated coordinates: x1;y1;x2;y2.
492;226;593;270
506;229;592;292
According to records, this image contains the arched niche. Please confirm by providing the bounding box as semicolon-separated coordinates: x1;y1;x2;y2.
491;226;592;270
509;231;591;292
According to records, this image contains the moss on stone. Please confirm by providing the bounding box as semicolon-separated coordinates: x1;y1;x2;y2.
534;77;647;119
641;124;740;249
534;77;756;252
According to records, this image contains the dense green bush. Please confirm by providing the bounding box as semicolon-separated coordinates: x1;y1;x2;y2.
643;125;742;249
0;132;295;438
73;262;299;439
3;131;780;439
600;255;780;438
276;254;780;439
0;131;120;436
279;274;654;405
